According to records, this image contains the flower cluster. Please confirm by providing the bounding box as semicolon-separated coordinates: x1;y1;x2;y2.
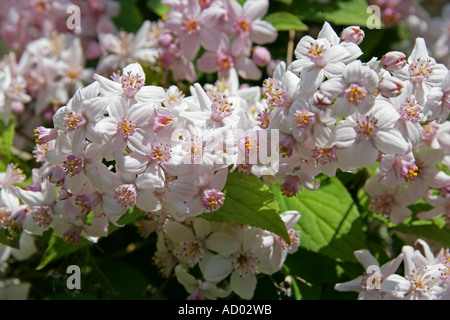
137;210;300;299
335;239;450;300
96;0;277;82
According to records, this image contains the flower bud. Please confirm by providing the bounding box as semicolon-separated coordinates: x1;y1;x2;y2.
378;76;403;97
340;26;364;45
381;51;406;71
158;33;173;47
252;46;271;67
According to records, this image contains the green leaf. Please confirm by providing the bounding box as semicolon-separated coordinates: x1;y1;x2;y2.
288;0;375;27
146;0;171;18
0;229;21;249
271;176;367;262
0;117;15;171
113;0;144;33
201;171;290;243
393;217;450;248
264;12;308;31
36;233;90;270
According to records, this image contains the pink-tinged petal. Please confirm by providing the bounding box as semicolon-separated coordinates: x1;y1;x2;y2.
180;33;201;61
320;78;346;98
335;119;357;148
381;274;411;298
352;139;378;167
94;117;118;139
334;276;364;292
93;73;122;95
168;179;201;199
199;6;227;27
300;66;325;93
163;11;184;31
186;196;204;216
102;134;127;161
107;96;128;120
136;192;161;212
200;252;232;282
193;83;212;112
390;205;412;224
205;227;241;257
250;20;277;45
408;37;429;63
223;0;243;20
210;168;228;190
340;41;363;63
374;128;409;155
235;57;262;80
136;86;166;102
354;249;379;269
416;207;445;220
380;253;404;278
344;60;364;84
197;52;219;73
199;28;222;53
163;220;195;244
161;192;190;220
312;122;335;149
231;34;252;57
83;97;109;121
135;162;165;189
115;152;149;174
244;0;268;20
333;97;355;118
71;130;87;156
230;272;257;299
317;21;340;45
127;102;154;126
127;128;150;154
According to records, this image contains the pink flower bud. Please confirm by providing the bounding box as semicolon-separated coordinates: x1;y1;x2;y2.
340;26;365;45
252;46;271;67
158;33;173;47
381;51;406;71
378;76;403;97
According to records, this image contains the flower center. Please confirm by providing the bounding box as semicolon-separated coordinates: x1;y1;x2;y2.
306;41;327;67
232;251;259;278
409;58;434;82
175;238;204;267
216;54;234;73
114;184;137;208
311;146;336;165
183;18;200;34
118;117;137;138
150;142;172;164
257;110;270;129
354;114;379;139
121;71;145;98
280;175;299;198
369;194;395;217
293;109;316;130
262;78;289;108
210;92;234;121
235;17;251;33
201;188;225;211
345;84;368;104
63;155;85;176
399;97;422;123
31;206;53;228
63;111;86;131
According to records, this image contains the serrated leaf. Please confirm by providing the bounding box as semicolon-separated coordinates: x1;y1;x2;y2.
201;171;290;243
271;176;367;262
0;117;15;171
264;12;308;31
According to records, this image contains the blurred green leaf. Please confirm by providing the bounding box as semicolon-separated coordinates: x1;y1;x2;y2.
113;0;144;33
0;117;15;171
147;0;171;17
264;12;308;31
201;171;290;243
271;176;367;262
